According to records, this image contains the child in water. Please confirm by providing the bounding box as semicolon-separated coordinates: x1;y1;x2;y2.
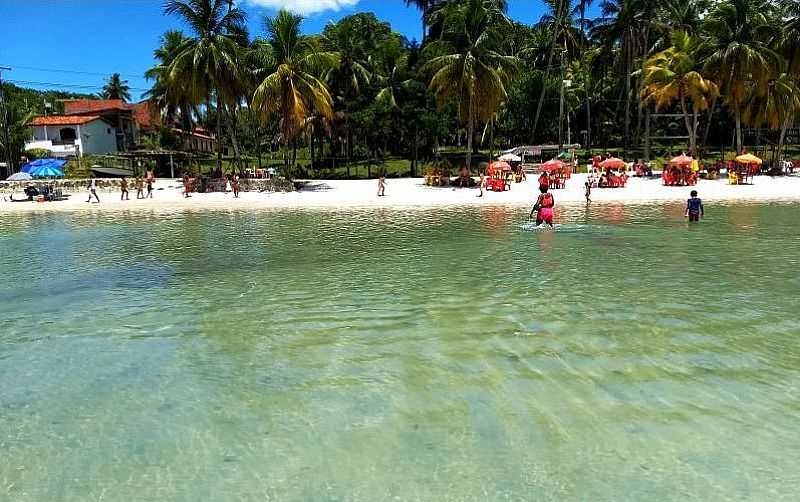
685;190;704;222
584;181;591;203
530;185;555;227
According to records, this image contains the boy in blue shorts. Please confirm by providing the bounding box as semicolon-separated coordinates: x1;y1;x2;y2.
685;190;704;222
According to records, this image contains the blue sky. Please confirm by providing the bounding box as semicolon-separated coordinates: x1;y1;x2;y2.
0;0;597;101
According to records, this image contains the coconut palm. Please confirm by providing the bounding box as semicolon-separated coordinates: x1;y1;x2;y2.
424;0;518;170
703;0;780;153
164;0;247;169
742;73;800;161
102;73;131;101
144;30;195;130
251;10;338;168
641;31;719;155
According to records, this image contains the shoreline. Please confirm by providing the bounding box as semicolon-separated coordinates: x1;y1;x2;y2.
2;173;799;213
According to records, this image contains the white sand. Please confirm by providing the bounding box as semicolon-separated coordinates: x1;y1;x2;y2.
1;174;799;213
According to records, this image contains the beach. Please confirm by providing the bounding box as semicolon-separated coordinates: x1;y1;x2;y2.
2;173;800;213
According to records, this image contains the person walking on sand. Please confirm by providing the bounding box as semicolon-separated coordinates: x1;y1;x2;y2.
477;170;486;197
135;176;144;199
377;174;387;197
530;185;555;227
145;169;155;199
182;174;192;198
685;190;704;222
120;177;130;201
231;173;240;198
86;175;100;203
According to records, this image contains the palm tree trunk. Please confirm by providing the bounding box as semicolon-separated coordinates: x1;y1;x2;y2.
680;92;695;155
466;104;474;171
701;94;718;151
215;96;222;172
224;105;242;171
734;102;743;153
777;115;790;163
532;26;560;143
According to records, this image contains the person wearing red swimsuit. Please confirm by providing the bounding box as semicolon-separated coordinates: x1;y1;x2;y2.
530;185;555;227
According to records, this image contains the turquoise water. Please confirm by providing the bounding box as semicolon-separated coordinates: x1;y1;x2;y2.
1;204;799;501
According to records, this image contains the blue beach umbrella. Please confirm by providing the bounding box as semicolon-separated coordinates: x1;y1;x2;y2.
20;158;67;174
29;165;65;178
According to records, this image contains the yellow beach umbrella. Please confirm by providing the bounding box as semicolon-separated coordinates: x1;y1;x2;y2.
735;153;762;165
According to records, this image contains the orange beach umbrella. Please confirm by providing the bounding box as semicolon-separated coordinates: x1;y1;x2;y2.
735;153;762;165
669;154;694;166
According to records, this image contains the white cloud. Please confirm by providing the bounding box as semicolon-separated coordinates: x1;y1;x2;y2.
244;0;361;16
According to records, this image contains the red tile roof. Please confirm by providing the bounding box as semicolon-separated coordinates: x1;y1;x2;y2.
131;101;158;129
63;99;128;114
28;115;104;126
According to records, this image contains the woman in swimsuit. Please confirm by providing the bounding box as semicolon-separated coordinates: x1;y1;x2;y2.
530;185;555;227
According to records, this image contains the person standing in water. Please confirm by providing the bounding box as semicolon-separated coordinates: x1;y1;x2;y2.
685;190;704;222
530;185;555;227
377;174;387;197
86;174;100;203
584;181;591;203
120;177;130;201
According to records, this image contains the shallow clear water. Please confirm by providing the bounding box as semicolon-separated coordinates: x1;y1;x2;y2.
1;203;799;501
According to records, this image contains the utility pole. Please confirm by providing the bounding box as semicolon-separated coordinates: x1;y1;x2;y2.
0;66;13;178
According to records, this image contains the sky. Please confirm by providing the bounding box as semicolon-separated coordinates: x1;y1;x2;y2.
0;0;598;101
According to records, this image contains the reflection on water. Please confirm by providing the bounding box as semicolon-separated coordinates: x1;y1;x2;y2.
1;203;799;501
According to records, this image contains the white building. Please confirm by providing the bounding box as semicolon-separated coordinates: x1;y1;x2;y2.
26;115;119;157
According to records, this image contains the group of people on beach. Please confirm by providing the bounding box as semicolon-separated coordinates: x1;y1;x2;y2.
88;169;156;203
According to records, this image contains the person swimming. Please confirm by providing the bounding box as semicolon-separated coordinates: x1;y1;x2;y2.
530;185;555;227
685;190;704;222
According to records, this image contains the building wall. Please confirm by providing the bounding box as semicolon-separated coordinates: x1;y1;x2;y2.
79;120;118;154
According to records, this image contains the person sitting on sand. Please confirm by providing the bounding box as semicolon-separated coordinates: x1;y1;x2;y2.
530;185;555;227
377;174;387;197
120;177;130;201
599;172;608;188
685;190;704;222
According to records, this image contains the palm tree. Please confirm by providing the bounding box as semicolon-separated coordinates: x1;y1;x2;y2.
424;0;518;170
404;0;441;41
703;0;780;153
144;30;195;130
164;0;247;170
251;10;338;168
742;73;800;161
102;73;131;101
532;0;579;143
641;31;719;155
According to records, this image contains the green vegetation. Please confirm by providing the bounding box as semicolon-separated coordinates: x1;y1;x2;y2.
2;0;800;179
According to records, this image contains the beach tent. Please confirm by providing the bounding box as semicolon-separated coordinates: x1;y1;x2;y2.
498;153;522;162
735;153;762;165
6;172;33;181
599;157;626;169
20;158;67;174
669;154;693;166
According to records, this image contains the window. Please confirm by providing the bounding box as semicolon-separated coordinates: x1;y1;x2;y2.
107;128;112;134
59;127;77;141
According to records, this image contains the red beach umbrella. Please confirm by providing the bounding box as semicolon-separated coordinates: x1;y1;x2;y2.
599;157;626;170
